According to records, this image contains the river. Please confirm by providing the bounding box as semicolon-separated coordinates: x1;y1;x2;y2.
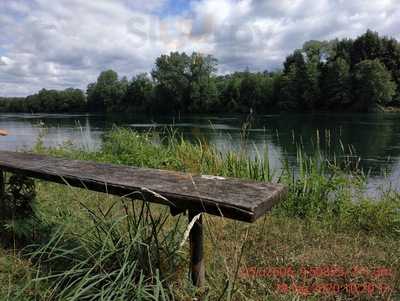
1;112;400;195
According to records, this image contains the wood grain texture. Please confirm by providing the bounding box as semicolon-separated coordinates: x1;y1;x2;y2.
0;151;287;222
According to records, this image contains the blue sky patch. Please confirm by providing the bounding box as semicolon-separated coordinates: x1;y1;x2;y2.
161;0;191;16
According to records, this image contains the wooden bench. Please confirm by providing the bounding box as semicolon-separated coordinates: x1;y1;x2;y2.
0;150;287;287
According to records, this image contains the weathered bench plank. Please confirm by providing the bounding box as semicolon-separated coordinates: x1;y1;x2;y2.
0;151;286;222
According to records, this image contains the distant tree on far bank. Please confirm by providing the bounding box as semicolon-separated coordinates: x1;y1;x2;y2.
320;57;352;110
0;88;86;113
87;70;127;113
352;59;396;111
124;73;154;113
151;52;218;113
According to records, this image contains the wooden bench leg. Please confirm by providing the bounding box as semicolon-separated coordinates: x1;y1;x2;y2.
189;210;205;288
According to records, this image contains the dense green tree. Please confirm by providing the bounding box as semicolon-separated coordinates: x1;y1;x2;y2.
0;97;25;112
320;57;352;110
349;31;400;101
219;74;242;112
125;74;154;112
0;89;86;113
352;59;396;111
189;76;219;113
381;37;400;102
87;70;127;112
303;40;333;63
151;52;191;112
331;38;353;64
351;30;383;66
303;48;322;110
276;65;301;111
152;52;218;113
238;71;274;113
187;54;219;112
239;71;261;112
279;50;309;110
215;71;275;113
275;31;400;112
60;88;87;112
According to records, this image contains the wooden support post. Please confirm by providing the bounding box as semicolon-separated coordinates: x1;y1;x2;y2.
189;210;205;287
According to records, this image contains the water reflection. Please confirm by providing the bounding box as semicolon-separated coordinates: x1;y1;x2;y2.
0;114;103;151
1;112;400;193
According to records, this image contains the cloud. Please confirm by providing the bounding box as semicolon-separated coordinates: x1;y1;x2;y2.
0;0;399;96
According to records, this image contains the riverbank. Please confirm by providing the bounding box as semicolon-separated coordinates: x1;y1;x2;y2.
1;128;399;300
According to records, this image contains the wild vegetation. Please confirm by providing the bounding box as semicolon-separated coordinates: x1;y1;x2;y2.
1;30;400;114
0;127;399;300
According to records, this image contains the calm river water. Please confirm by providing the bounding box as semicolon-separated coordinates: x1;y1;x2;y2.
1;112;400;195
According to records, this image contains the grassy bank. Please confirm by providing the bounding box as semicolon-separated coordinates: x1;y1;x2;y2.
1;127;399;300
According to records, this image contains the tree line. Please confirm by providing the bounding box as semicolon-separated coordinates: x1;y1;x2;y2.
0;88;86;113
1;30;399;114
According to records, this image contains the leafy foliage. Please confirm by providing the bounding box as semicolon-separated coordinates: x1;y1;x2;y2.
0;175;50;247
87;69;128;113
0;88;86;113
352;59;396;111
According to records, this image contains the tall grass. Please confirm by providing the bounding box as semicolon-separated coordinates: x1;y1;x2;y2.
25;200;184;300
40;127;400;234
3;191;188;300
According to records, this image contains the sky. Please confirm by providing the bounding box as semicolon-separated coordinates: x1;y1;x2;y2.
0;0;399;97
